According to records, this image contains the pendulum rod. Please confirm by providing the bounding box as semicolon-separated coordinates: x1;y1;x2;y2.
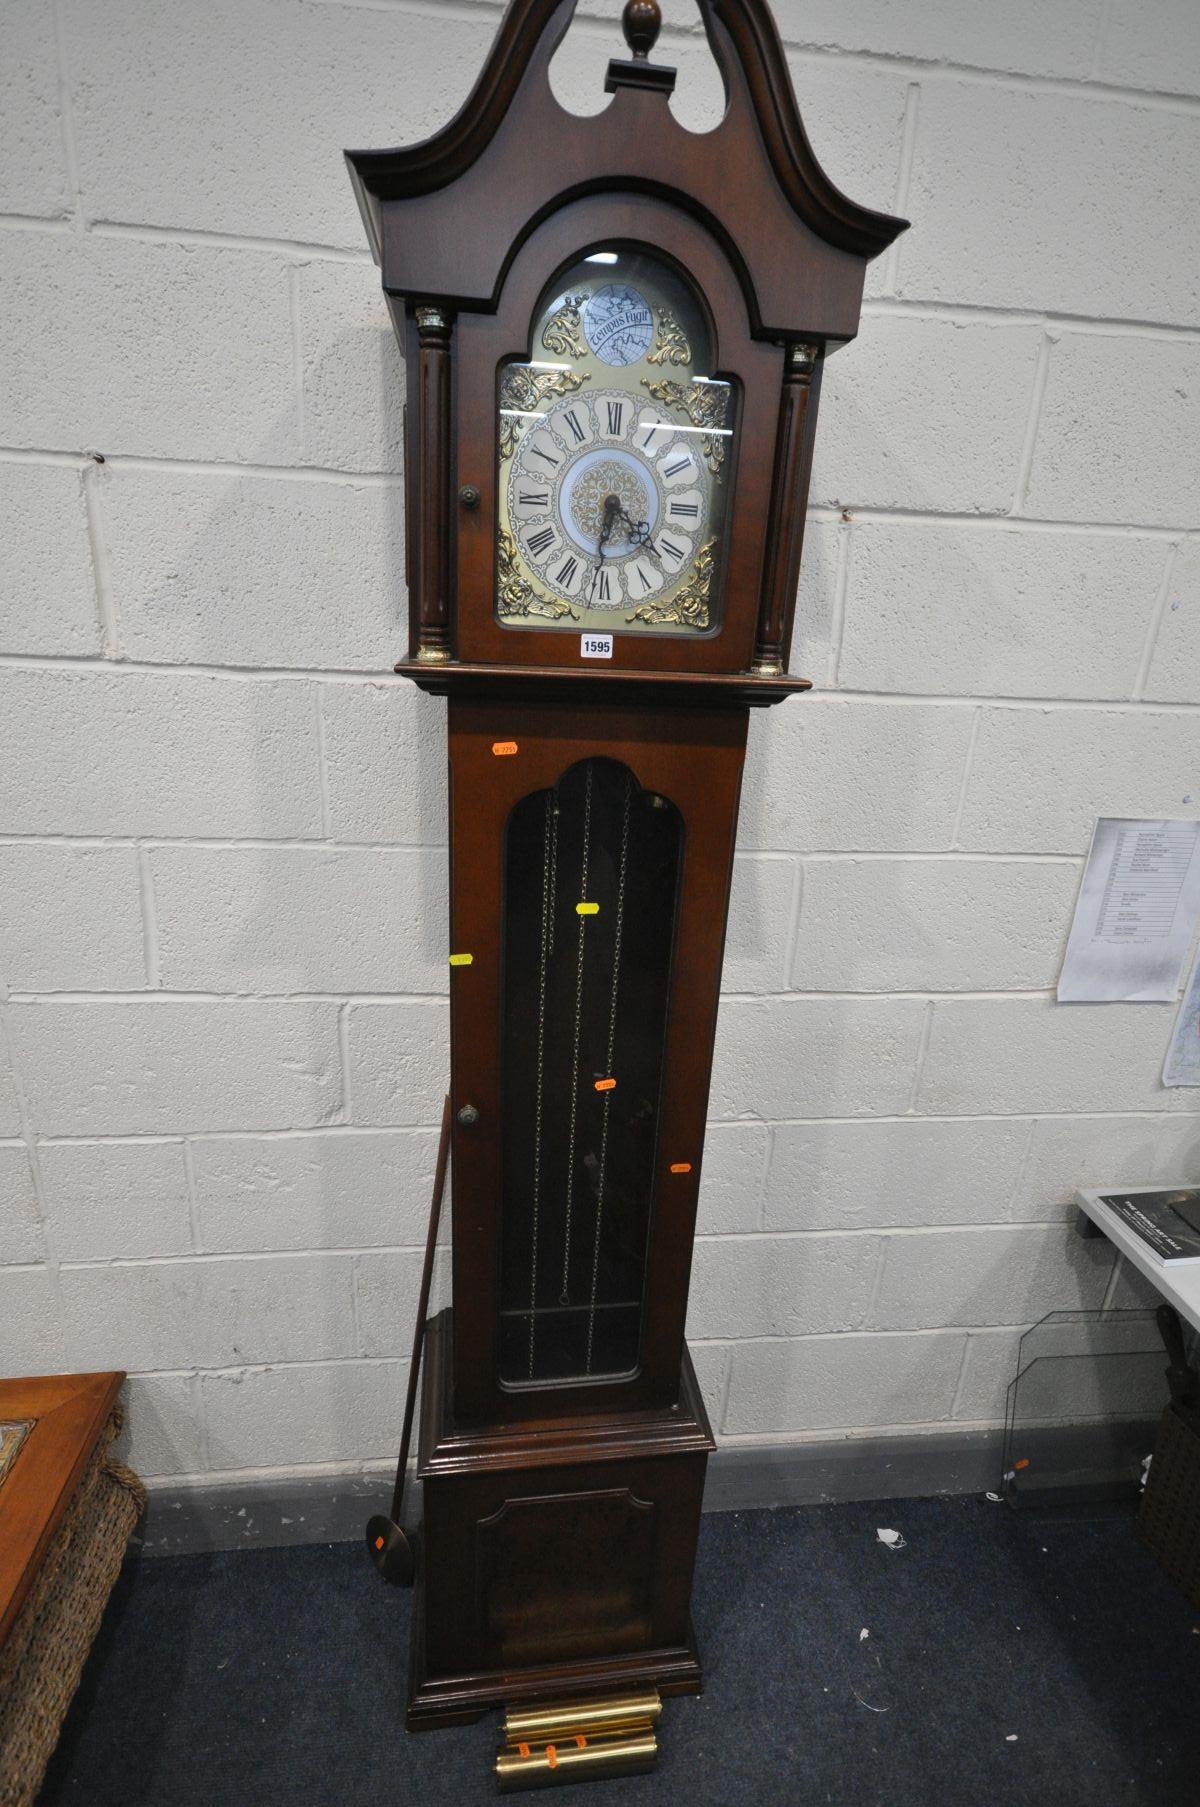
560;762;594;1306
585;772;632;1374
527;790;557;1380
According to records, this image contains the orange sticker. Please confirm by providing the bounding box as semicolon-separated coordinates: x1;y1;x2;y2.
517;1743;530;1760
575;1735;587;1750
670;1162;693;1174
594;1077;617;1092
546;1745;558;1771
492;740;518;757
374;1534;385;1550
1014;1457;1031;1471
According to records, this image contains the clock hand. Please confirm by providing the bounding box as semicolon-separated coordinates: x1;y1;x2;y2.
612;501;652;550
588;493;623;600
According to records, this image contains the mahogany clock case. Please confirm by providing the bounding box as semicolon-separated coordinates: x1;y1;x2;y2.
343;0;907;1735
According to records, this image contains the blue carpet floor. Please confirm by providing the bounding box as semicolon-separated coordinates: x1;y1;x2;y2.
35;1494;1200;1805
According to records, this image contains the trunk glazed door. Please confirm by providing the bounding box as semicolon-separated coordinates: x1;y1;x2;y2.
446;697;748;1423
499;756;681;1387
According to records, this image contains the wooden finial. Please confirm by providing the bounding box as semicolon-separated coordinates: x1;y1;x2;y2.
622;0;662;60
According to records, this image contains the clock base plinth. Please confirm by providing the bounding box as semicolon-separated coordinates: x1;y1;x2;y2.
406;1593;703;1733
406;1312;713;1733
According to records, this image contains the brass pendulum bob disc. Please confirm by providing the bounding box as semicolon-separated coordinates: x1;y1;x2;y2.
366;1513;414;1586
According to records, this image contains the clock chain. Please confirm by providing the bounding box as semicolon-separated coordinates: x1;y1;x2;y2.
560;762;594;1306
526;789;558;1380
547;790;558;961
585;771;633;1374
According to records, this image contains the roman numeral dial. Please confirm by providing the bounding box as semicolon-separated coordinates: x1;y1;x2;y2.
495;252;736;638
501;380;720;618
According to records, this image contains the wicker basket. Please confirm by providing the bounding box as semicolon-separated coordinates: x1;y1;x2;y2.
1137;1401;1200;1609
0;1409;144;1807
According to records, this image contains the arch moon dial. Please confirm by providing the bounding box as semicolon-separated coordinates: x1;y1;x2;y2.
507;387;709;612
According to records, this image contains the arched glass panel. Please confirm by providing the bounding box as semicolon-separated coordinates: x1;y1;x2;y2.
495;245;737;639
499;757;682;1386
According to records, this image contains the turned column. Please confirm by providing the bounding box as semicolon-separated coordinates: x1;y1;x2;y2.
752;340;823;676
414;305;453;663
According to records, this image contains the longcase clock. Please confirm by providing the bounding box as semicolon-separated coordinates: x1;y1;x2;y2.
345;0;906;1731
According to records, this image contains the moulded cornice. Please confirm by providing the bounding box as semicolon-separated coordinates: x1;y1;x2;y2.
345;0;906;274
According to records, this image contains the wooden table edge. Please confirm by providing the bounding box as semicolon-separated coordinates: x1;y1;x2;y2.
0;1370;126;1648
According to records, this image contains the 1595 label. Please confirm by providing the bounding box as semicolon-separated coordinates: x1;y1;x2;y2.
581;633;613;660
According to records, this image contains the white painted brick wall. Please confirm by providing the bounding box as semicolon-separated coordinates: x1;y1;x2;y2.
57;1253;359;1372
1;2;71;218
104;469;406;669
0;670;324;838
111;1373;206;1479
201;1359;410;1469
149;846;447;993
0;464;97;656
0;1146;42;1265
839;523;1166;701
190;1128;443;1253
6;1001;344;1135
812;317;1045;514
0;845;146;990
740;699;976;853
900;84;1200;325
957;708;1200;854
2;0;1197;1487
762;1119;1032;1231
38;1141;192;1261
1145;542;1200;703
723;1331;968;1435
1023;335;1200;528
1;234;298;464
792;857;1078;992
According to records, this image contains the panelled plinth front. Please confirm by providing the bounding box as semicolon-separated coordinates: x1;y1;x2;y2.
408;1312;714;1729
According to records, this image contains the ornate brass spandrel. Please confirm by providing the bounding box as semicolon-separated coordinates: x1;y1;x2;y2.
498;365;589;458
625;539;716;630
541;293;588;359
496;528;581;622
639;376;730;473
645;306;691;368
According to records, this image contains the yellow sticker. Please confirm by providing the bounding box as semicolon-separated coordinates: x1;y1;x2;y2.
492;740;518;757
448;953;473;967
576;901;599;916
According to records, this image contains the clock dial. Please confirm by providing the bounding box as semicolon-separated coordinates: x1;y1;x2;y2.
496;248;736;638
508;386;709;614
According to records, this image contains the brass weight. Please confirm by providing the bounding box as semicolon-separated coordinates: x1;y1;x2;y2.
494;1724;657;1791
502;1689;662;1743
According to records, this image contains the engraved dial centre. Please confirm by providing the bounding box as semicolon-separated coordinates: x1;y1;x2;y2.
562;451;658;555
